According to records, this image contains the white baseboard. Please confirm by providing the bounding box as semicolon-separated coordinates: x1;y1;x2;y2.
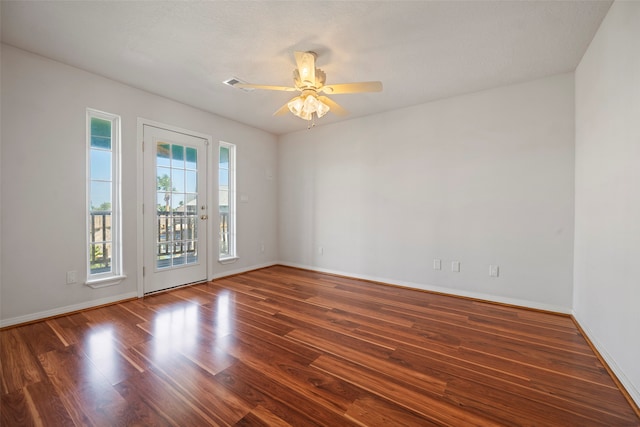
278;261;572;314
211;262;278;280
572;310;640;407
0;291;139;328
1;262;278;328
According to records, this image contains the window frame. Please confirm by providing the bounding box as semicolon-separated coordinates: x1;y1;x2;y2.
218;141;237;261
86;108;125;287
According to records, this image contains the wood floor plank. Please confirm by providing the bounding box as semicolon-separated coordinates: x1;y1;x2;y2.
22;380;75;426
37;346;127;426
0;328;44;394
239;404;293;427
114;369;223;426
345;395;441;427
1;266;638;426
312;353;503;426
139;348;251;425
1;388;40;427
216;361;362;427
15;322;67;356
391;345;636;419
221;328;365;414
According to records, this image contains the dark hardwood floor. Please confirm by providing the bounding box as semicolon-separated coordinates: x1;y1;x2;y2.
1;266;638;426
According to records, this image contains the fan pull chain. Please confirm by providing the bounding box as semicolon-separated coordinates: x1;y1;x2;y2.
308;112;317;130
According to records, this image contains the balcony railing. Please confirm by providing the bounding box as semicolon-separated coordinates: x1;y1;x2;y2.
89;210;229;271
89;210;111;274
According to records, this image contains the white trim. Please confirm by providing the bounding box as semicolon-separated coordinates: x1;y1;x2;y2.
136;119;144;297
0;292;138;328
278;261;573;314
86;108;122;283
572;310;640;407
218;141;237;261
211;262;277;280
85;274;127;288
136;118;214;294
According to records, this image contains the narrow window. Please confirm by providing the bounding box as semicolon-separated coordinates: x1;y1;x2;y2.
87;109;123;287
219;142;236;260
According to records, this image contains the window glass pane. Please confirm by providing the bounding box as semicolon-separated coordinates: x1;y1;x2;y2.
91;117;111;149
90;149;111;181
90;181;111;210
90;212;107;243
219;189;228;209
90;242;112;274
171;144;184;169
87;110;120;280
157;142;171;167
219;143;234;259
91;136;111;150
91;118;111;137
219;169;229;186
219;233;229;256
220;146;229;167
186;147;197;170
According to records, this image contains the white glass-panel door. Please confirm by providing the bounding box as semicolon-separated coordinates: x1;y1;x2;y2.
143;125;208;293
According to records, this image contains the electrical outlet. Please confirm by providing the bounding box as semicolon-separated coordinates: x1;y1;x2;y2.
451;261;460;272
66;270;77;284
433;259;442;270
489;265;499;277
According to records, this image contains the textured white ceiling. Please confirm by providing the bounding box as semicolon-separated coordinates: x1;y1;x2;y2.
1;1;612;135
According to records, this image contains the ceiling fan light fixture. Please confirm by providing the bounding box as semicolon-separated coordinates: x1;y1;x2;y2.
287;96;304;116
287;93;330;121
316;98;330;118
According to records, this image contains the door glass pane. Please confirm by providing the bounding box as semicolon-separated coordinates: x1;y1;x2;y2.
171;145;184;168
173;170;185;194
186;147;197;170
156;141;198;269
157;143;171;167
186;170;197;193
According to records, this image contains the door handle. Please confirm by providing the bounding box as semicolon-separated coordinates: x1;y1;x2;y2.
200;215;208;220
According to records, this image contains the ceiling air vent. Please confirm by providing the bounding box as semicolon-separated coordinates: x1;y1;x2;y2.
223;77;254;92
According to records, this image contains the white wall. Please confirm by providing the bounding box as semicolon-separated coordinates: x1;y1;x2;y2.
279;73;575;312
574;1;640;405
0;45;278;326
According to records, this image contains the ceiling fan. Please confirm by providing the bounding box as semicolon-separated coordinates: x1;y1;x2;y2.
234;51;383;123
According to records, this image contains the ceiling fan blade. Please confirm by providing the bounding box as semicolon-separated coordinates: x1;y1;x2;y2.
294;51;316;87
273;104;290;116
318;96;349;116
321;81;383;94
273;96;299;116
235;83;297;92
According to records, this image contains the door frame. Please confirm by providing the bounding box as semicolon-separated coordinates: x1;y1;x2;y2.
136;118;215;297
